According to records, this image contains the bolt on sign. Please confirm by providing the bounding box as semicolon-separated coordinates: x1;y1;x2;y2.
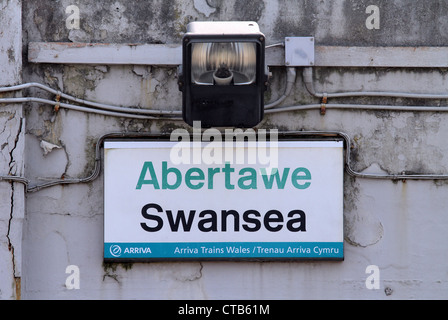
103;137;344;261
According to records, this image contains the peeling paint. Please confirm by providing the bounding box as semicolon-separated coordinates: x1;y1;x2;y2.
345;210;384;248
40;140;61;155
0;0;24;300
7;48;15;63
15;0;448;300
193;0;216;17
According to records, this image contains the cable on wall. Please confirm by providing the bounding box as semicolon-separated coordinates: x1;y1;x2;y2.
0;82;182;119
22;130;448;193
264;67;296;110
0;175;29;187
1;70;448;191
1;69;448;120
302;67;448;100
265;103;448;114
3;129;448;192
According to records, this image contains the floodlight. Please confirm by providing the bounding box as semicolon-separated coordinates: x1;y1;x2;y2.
178;21;268;127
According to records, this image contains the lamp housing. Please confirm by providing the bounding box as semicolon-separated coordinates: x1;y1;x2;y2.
178;21;268;128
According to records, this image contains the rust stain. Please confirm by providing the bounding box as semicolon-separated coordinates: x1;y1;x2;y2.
14;277;21;300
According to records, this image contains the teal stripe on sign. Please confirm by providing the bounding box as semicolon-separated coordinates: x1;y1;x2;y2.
104;242;343;259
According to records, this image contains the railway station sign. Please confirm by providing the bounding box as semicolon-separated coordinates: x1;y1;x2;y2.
104;137;343;260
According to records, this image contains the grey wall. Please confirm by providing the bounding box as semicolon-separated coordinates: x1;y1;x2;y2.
0;0;25;300
0;0;447;299
23;0;448;46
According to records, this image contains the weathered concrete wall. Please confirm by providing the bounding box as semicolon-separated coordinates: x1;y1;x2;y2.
0;0;25;300
4;0;446;299
22;0;448;46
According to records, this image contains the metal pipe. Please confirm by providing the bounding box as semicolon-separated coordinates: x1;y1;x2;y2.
0;97;182;120
265;103;448;114
0;175;29;187
303;67;448;100
3;80;448;118
2;83;448;188
281;131;448;181
0;82;182;116
27;130;448;193
26;131;170;192
264;67;296;109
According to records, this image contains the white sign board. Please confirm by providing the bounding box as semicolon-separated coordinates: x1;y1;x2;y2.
104;140;344;260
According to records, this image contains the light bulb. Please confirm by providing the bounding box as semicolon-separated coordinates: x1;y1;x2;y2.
191;42;257;85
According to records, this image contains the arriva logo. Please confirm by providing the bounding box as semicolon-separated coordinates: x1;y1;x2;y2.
110;244;122;257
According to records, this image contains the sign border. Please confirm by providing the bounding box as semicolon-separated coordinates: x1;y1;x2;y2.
103;135;345;262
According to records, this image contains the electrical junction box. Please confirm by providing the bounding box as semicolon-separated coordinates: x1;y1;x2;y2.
285;37;315;66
